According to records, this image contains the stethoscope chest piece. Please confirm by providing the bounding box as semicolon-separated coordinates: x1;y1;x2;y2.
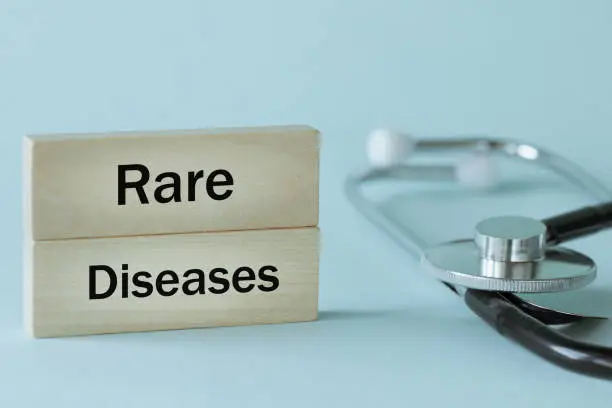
421;215;596;293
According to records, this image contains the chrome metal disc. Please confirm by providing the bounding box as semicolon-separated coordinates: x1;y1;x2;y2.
421;239;596;293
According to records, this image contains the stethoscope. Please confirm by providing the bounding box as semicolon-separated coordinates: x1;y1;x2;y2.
345;128;612;380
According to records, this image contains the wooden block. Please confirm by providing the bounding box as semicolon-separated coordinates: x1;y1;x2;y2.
24;227;319;338
23;125;319;240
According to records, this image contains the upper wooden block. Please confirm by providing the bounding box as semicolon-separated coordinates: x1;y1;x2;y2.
23;125;319;240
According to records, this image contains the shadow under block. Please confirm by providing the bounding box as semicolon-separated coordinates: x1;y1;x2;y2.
23;125;319;240
24;227;319;338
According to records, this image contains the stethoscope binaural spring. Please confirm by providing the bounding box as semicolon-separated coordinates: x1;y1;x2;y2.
345;128;612;380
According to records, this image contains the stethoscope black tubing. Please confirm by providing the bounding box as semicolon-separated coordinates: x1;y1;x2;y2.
465;289;612;380
465;201;612;380
543;202;612;245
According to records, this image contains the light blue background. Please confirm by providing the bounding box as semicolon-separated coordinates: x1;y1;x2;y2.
2;1;612;406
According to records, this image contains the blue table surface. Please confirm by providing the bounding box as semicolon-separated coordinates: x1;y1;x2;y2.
2;1;612;406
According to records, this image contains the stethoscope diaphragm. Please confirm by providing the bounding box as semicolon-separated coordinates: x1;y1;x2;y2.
421;240;596;293
420;215;597;293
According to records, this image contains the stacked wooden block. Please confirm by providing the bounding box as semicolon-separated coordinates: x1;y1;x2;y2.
23;125;320;338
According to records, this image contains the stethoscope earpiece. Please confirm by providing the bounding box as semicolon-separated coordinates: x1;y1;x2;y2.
366;128;414;168
454;150;497;188
366;127;498;188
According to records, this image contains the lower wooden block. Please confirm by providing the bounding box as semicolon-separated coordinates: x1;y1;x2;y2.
24;227;319;338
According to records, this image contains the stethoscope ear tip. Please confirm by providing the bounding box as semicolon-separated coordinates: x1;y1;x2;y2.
366;128;414;168
455;152;498;189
